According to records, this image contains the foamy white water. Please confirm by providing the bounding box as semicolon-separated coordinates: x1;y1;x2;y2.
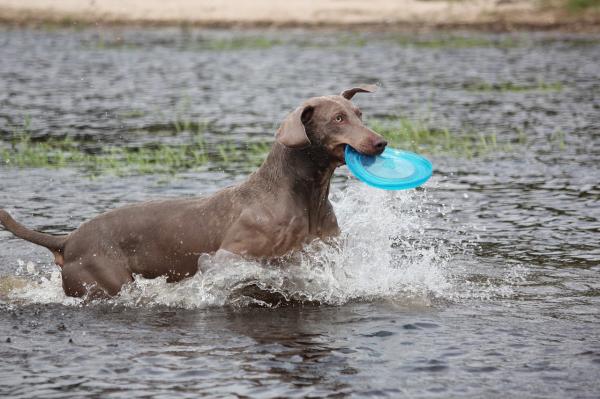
8;181;520;308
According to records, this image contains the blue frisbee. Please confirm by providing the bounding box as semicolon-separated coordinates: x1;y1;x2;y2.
345;146;433;190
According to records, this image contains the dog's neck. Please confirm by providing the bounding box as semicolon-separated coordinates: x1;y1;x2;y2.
253;142;337;231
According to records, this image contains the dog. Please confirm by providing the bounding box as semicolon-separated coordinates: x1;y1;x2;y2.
0;85;387;298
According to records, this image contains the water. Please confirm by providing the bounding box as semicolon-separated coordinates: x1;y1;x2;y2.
1;27;600;397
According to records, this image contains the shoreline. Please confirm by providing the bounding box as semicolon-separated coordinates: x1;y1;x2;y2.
0;0;599;32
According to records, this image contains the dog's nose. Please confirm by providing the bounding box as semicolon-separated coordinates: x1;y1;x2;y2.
374;139;387;152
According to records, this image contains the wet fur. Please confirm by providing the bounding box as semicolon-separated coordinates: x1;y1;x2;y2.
0;86;386;299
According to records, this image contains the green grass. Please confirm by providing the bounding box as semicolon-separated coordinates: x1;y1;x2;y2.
0;121;272;176
117;109;146;119
0;133;273;176
369;117;509;158
368;117;531;158
203;37;281;50
84;34;371;51
392;35;520;49
84;35;283;51
464;81;563;92
565;0;600;11
1;116;567;176
369;116;568;158
82;32;534;53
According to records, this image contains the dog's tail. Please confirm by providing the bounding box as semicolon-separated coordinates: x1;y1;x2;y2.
0;209;68;253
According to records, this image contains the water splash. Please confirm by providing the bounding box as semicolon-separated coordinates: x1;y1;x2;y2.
7;182;515;308
5;267;81;306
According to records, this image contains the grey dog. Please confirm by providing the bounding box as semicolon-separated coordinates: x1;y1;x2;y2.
0;85;387;298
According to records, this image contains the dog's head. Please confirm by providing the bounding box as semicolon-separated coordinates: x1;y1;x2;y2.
276;85;387;164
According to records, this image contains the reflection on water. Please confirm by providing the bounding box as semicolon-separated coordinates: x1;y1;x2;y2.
1;27;599;397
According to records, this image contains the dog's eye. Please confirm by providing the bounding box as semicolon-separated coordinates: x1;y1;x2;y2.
335;114;344;122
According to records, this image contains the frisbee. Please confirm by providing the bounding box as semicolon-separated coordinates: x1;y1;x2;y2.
344;145;433;190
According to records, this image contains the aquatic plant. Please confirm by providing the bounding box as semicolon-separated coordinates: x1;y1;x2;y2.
79;31;536;54
0;115;568;176
565;0;600;11
83;35;283;51
118;109;146;119
464;81;563;93
0;120;271;176
0;135;270;176
392;35;520;49
369;117;511;158
370;116;569;158
203;36;281;50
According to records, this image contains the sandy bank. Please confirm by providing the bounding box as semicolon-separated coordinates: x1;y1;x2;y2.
0;0;599;31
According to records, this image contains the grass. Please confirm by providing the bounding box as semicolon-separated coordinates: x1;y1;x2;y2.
1;116;567;176
84;34;372;51
369;117;510;158
464;81;563;92
83;32;526;53
392;35;520;49
370;116;568;158
117;109;146;119
203;37;281;50
0;120;272;176
84;35;283;51
565;0;600;12
0;133;273;176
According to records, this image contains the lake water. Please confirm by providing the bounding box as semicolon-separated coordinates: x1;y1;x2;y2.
0;27;599;397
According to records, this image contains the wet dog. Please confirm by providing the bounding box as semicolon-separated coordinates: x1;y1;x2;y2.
0;85;386;298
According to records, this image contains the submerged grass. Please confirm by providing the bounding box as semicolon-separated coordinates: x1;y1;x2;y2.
368;116;565;158
84;35;283;51
1;116;567;176
0;120;272;176
564;0;600;12
370;117;566;159
0;133;273;176
83;32;528;53
392;35;520;49
369;117;510;158
204;37;281;50
464;81;563;92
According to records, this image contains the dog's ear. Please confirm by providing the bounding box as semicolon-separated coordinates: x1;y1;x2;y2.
340;84;378;100
276;105;314;148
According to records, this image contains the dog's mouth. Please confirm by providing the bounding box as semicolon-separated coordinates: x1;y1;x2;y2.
331;144;348;164
346;134;388;158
